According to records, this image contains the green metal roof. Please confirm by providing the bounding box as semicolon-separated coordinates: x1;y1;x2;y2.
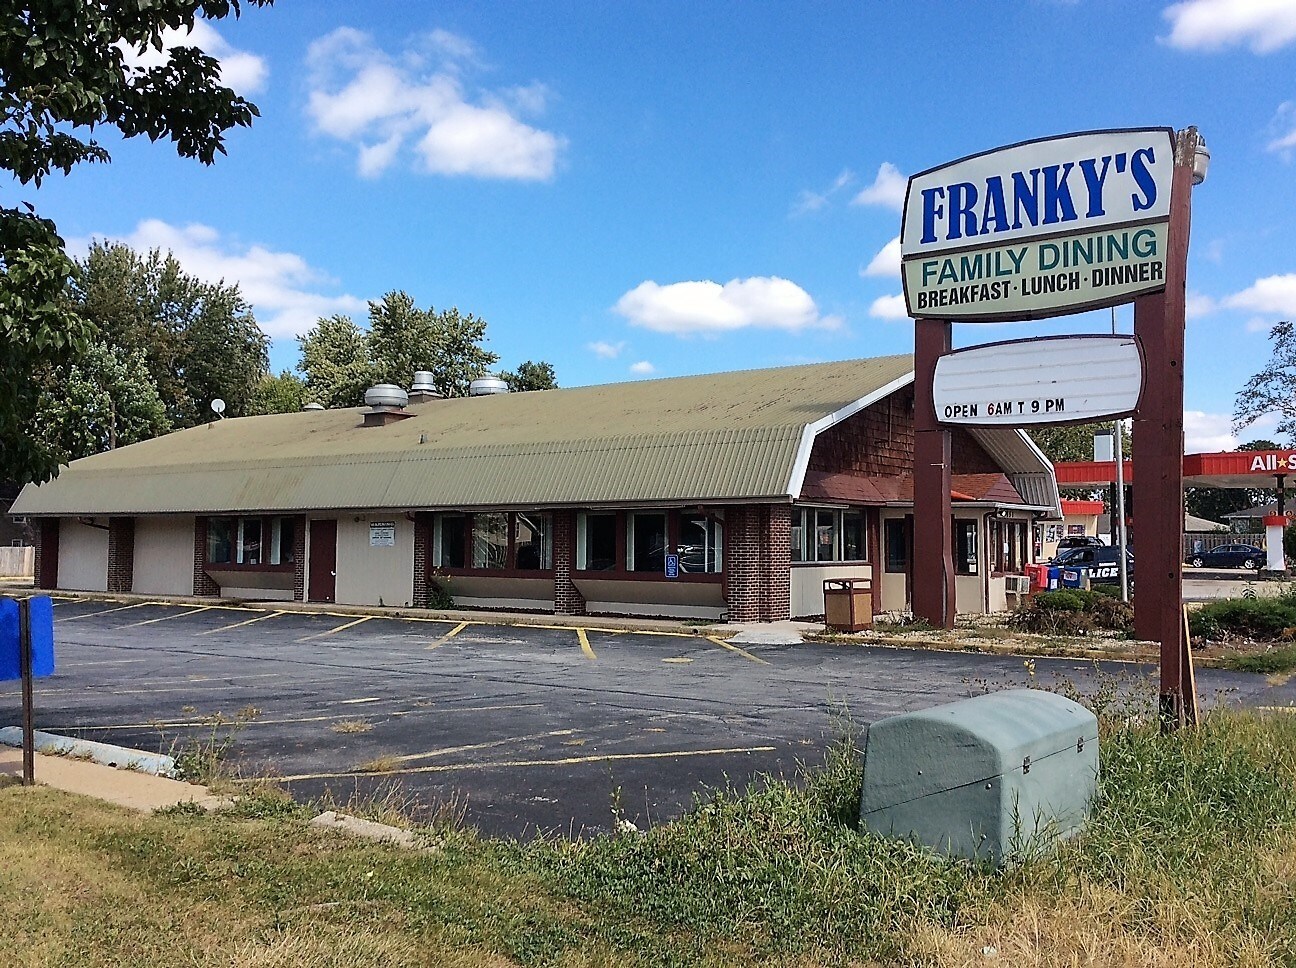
15;355;916;515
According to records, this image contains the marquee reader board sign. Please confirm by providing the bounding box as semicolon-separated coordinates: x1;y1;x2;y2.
932;334;1144;427
901;128;1175;321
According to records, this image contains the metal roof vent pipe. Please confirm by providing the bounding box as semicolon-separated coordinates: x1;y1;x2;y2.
469;377;510;397
362;383;415;427
408;370;443;402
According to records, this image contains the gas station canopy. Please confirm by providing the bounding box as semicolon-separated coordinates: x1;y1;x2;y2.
1054;449;1296;490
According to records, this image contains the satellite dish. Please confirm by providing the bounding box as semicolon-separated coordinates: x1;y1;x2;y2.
211;398;226;417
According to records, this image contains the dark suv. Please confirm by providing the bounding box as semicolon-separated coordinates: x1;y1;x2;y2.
1050;545;1134;582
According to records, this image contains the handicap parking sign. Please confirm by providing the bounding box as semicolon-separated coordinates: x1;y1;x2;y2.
664;554;679;579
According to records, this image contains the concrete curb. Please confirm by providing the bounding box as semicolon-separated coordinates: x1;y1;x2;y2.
0;727;178;777
309;810;426;850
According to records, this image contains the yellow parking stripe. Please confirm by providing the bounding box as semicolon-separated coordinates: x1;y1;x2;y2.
296;615;372;643
273;745;780;782
706;635;771;665
200;610;283;635
56;602;159;621
426;621;469;650
117;605;214;628
393;728;577;764
577;627;597;660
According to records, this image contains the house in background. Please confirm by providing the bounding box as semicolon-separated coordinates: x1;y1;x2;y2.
14;356;1062;622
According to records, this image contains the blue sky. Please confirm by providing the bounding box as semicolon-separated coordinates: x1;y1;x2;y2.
20;0;1296;450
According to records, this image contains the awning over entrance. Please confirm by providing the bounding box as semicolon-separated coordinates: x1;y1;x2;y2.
1054;449;1296;489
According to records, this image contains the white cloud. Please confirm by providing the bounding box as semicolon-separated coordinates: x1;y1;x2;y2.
1224;274;1296;316
629;361;656;374
868;293;909;320
588;340;625;359
861;236;901;278
79;219;366;340
1161;0;1296;53
306;27;564;180
791;169;854;216
1184;410;1241;452
1186;291;1216;319
1267;101;1296;156
613;276;840;337
119;19;268;94
851;162;907;211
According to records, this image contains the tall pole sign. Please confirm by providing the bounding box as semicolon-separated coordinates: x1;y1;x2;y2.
900;126;1199;730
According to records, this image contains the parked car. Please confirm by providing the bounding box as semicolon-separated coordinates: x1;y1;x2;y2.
1057;535;1106;550
1184;543;1264;570
1049;545;1134;582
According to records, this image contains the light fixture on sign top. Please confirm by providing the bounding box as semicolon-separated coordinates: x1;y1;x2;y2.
1191;134;1209;186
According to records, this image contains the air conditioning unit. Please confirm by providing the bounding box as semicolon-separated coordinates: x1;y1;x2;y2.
1008;574;1032;596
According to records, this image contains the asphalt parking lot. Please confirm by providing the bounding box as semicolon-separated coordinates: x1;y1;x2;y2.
4;597;1295;838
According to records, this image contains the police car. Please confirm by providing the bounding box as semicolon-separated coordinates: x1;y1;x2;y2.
1049;545;1134;582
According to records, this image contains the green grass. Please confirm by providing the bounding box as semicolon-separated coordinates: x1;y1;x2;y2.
5;704;1296;965
1219;643;1296;675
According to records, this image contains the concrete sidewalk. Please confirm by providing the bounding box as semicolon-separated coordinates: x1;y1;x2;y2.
0;747;224;813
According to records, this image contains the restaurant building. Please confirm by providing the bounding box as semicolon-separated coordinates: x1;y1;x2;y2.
13;356;1061;621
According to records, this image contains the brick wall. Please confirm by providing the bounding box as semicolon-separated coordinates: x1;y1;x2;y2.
412;512;432;608
725;504;791;622
33;518;58;590
552;509;586;615
107;517;135;593
292;515;307;601
192;517;219;597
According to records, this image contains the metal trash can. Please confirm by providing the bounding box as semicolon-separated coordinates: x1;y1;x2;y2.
823;578;872;632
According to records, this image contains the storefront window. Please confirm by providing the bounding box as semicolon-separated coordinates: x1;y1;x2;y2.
578;513;617;570
679;513;723;573
472;512;508;569
955;519;978;575
515;513;552;570
436;514;466;568
790;508;868;563
238;518;263;565
270;517;295;566
843;511;866;562
628;512;667;572
207;518;233;564
885;519;909;573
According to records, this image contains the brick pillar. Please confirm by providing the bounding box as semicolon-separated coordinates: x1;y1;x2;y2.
412;512;432;608
552;509;586;615
107;517;135;593
292;515;307;601
33;518;59;590
193;517;219;597
725;504;792;622
763;505;792;621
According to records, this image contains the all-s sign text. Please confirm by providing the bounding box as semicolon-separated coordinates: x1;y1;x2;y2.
901;128;1175;321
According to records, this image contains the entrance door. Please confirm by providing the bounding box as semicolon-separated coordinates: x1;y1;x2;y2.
308;519;337;603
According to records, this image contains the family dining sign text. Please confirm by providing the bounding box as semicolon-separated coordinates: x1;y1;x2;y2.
901;128;1175;321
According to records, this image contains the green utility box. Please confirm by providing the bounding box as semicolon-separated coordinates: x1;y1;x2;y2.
859;689;1099;864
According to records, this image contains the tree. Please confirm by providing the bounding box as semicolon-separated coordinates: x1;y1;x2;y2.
297;314;375;409
1235;320;1296;438
70;242;269;426
248;370;307;415
297;292;505;404
366;291;499;397
1027;422;1132;464
0;0;272;484
34;341;169;464
500;360;558;393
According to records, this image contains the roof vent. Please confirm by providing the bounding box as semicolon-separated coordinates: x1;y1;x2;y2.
364;384;409;408
302;402;325;411
468;377;509;397
409;370;443;402
362;383;414;427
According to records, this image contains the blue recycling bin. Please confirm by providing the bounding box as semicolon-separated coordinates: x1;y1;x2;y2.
1060;568;1084;589
1046;567;1060;590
